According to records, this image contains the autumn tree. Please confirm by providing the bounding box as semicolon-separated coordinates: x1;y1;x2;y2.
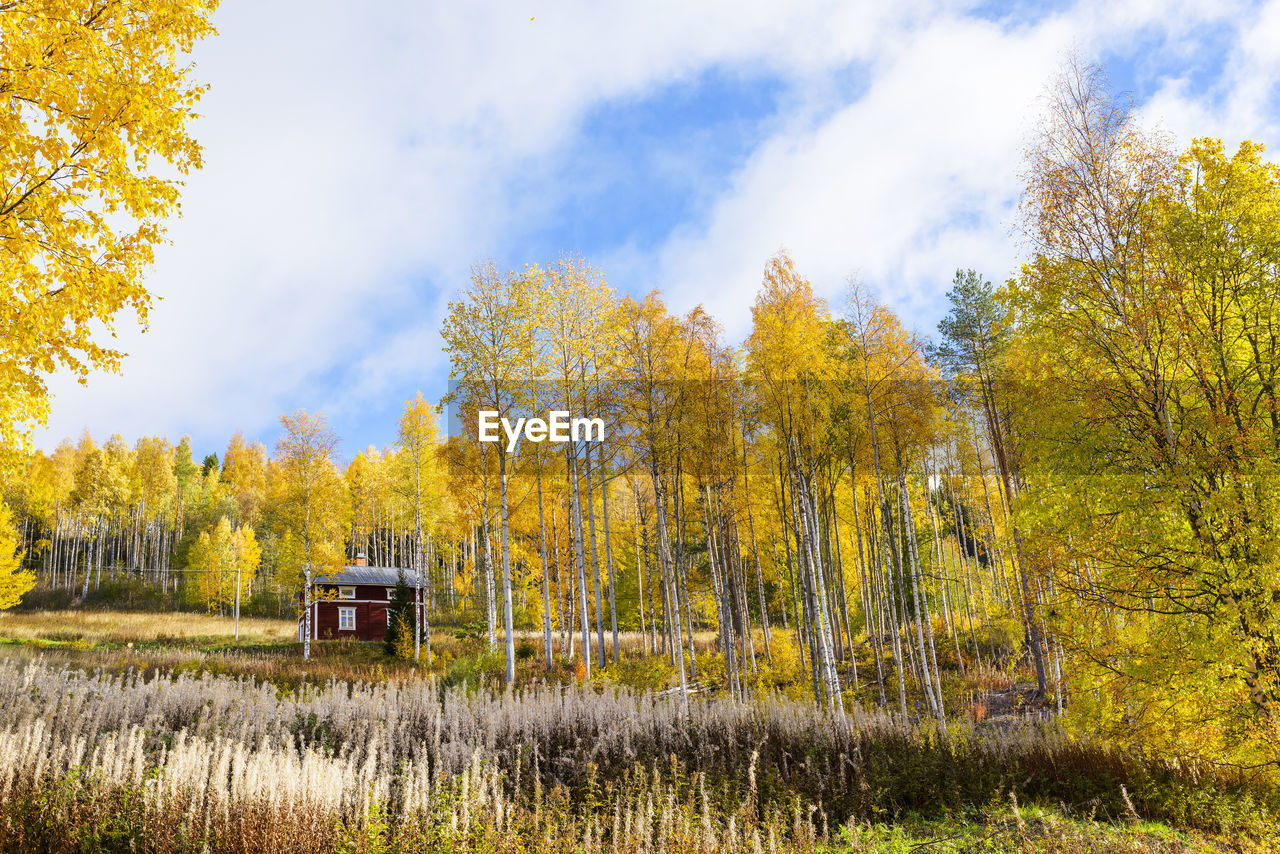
617;291;690;700
0;0;219;468
130;436;177;582
0;501;34;609
683;306;758;697
222;433;268;526
538;257;620;676
442;262;538;685
185;516;259;632
511;288;558;670
1016;61;1280;769
747;253;842;710
934;269;1049;695
69;435;128;597
275;411;345;660
396;392;443;663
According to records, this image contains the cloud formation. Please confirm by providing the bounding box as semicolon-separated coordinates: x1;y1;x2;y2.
35;0;1280;457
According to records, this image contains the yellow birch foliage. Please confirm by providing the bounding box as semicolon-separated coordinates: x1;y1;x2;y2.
223;433;268;525
272;412;347;594
0;0;219;467
745;252;838;489
0;501;35;609
441;262;538;427
186;517;259;610
1016;61;1280;774
397;392;445;535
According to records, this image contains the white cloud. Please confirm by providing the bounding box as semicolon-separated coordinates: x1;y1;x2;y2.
647;1;1270;339
1140;0;1280;145
38;0;927;452
33;0;1280;454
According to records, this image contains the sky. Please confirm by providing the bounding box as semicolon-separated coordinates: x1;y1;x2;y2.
34;0;1280;462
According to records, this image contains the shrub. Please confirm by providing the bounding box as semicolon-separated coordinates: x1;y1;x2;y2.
84;577;181;611
928;618;964;670
240;589;293;619
11;583;74;611
974;614;1025;669
443;645;505;687
694;650;728;688
754;635;803;688
604;654;675;692
387;612;415;660
514;637;537;661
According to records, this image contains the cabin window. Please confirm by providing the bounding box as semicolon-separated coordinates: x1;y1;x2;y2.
386;587;395;599
339;607;356;631
338;586;355;600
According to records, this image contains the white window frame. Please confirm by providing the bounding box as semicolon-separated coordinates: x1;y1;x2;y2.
386;608;392;627
338;606;356;631
338;586;356;600
386;587;395;599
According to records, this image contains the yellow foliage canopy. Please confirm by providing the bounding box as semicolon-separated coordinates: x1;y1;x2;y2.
186;517;260;611
0;501;35;609
0;0;218;466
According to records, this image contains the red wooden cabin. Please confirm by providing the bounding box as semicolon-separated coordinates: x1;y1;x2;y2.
297;554;422;643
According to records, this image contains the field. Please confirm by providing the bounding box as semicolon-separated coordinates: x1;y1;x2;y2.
0;609;298;645
0;610;1276;853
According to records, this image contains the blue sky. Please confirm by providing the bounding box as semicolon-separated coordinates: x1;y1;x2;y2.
37;0;1280;462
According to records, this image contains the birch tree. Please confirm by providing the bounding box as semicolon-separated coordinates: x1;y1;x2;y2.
0;501;34;609
442;262;536;685
397;392;443;663
275;411;344;661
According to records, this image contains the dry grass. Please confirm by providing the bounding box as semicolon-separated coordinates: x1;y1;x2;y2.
1;609;718;651
0;656;1271;853
0;609;297;645
0;610;742;694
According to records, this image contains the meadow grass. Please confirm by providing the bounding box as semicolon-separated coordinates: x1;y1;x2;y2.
0;608;297;645
0;653;1274;853
0;609;1275;852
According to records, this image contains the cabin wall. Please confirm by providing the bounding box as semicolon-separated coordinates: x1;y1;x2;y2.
298;581;421;643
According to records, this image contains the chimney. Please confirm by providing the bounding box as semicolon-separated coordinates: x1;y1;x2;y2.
354;552;368;567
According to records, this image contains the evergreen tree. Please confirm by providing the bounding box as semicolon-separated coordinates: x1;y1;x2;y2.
201;454;220;478
384;568;415;658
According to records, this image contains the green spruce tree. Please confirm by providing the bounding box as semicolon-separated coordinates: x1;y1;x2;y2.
384;568;415;658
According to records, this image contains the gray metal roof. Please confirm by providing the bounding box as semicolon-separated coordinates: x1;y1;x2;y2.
314;565;407;586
